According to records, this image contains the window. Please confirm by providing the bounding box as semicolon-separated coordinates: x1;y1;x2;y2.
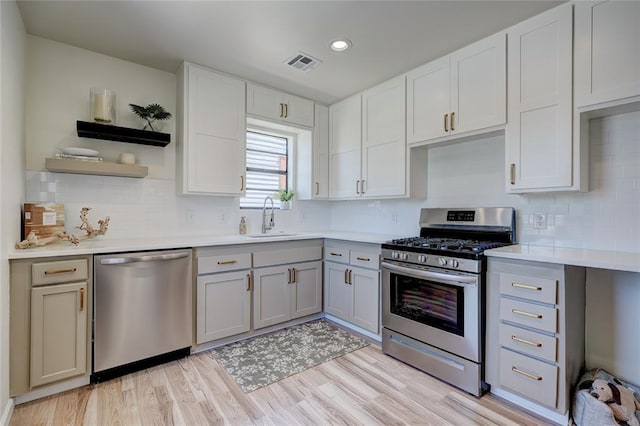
240;130;289;209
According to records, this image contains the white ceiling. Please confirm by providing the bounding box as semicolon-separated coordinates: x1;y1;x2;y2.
17;0;564;105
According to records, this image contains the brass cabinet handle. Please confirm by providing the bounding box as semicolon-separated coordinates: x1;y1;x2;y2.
361;180;365;194
444;113;449;132
511;335;542;347
240;175;245;191
44;268;77;275
287;268;292;284
217;260;237;265
279;103;284;117
344;269;348;284
329;252;342;257
356;257;370;262
356;180;360;195
512;309;542;319
348;269;353;285
450;112;455;131
79;288;85;311
284;103;288;118
292;268;296;283
315;182;319;196
512;366;542;381
512;282;542;291
246;274;252;291
510;163;516;185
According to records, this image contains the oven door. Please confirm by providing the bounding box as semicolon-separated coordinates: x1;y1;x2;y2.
382;261;481;363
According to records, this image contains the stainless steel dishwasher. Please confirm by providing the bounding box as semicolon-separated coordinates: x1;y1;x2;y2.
92;249;192;382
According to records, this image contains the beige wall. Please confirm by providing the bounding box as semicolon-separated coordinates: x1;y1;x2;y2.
25;36;177;180
1;0;26;422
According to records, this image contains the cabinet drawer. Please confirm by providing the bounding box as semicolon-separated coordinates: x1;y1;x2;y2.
350;250;379;269
254;245;322;268
499;323;557;363
324;247;349;264
32;259;88;286
499;348;558;408
499;272;557;304
198;253;251;274
500;298;557;333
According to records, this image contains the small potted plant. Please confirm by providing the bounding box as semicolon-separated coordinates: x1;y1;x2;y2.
129;103;172;132
276;188;294;210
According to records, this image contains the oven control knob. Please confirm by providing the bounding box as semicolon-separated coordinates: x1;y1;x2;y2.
400;253;408;261
438;258;447;266
392;252;399;260
450;259;459;268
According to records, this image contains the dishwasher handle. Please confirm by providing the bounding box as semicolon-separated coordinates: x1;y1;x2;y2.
100;251;190;265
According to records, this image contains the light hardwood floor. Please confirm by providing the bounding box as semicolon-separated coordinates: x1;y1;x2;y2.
10;344;552;425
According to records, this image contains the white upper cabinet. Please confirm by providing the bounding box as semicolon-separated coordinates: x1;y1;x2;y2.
312;104;329;198
247;83;314;127
362;75;407;198
407;32;506;145
329;94;362;199
574;1;640;110
506;4;578;192
177;62;246;195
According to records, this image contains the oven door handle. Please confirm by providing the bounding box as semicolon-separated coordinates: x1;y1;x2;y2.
382;261;477;287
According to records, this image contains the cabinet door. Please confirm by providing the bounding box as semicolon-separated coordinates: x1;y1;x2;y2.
185;64;246;195
506;4;573;191
450;32;506;134
329;95;362;198
362;75;407;198
30;282;87;387
324;262;351;320
406;56;450;143
283;93;315;127
196;271;251;343
247;83;284;122
574;1;640;108
350;267;380;334
253;265;290;329
312;104;329;199
290;261;322;319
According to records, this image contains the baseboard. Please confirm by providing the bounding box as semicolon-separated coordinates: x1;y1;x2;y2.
490;386;569;425
1;398;14;426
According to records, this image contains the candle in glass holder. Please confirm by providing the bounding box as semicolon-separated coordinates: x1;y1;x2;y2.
90;88;115;124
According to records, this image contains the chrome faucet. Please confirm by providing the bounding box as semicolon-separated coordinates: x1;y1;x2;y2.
261;196;275;234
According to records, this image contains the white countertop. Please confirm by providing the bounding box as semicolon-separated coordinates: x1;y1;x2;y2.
486;244;640;273
9;230;398;260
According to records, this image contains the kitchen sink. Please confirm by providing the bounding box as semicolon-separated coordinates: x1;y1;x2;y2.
245;233;299;238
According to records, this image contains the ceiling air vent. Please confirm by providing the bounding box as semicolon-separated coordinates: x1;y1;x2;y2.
284;52;323;72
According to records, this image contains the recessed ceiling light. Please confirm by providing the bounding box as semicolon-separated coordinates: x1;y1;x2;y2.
330;39;352;52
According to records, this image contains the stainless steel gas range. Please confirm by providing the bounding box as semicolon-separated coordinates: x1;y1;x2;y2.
381;207;516;396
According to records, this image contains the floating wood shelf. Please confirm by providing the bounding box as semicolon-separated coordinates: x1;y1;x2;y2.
45;158;148;178
76;121;170;147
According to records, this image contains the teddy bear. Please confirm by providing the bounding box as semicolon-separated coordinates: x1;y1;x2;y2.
579;378;640;426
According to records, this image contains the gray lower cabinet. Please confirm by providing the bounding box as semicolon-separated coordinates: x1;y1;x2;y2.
485;257;586;415
324;240;380;334
10;256;92;396
253;261;322;329
195;248;252;344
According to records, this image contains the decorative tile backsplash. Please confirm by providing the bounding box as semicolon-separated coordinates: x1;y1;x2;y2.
25;110;639;252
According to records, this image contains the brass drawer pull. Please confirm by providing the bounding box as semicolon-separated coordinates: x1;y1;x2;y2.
344;269;348;284
246;274;252;291
512;309;542;319
217;260;237;265
512;282;542;291
284;103;288;118
348;269;352;285
279;103;284;118
44;267;77;275
450;112;455;131
356;180;361;195
240;175;245;191
292;268;296;283
510;163;516;185
361;180;365;194
511;335;542;347
79;288;85;311
444;113;449;132
356;257;370;262
315;182;319;195
512;366;542;381
329;252;342;257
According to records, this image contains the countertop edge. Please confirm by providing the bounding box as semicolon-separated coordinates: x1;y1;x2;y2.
486;244;640;273
9;231;398;260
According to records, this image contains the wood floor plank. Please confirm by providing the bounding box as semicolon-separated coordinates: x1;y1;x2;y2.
10;340;555;426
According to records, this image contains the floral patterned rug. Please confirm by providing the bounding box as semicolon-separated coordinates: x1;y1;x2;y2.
212;319;369;393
